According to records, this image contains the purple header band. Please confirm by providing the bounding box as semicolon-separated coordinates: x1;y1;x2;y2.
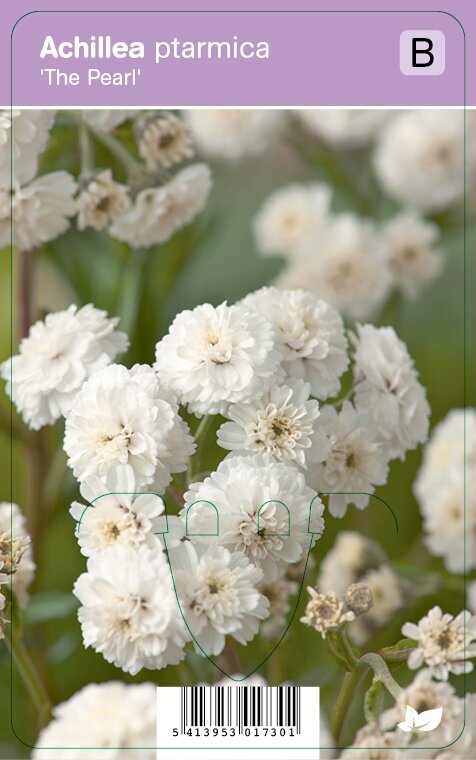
3;1;473;106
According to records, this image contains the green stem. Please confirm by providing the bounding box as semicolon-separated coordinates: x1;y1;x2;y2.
24;430;49;564
0;403;33;447
333;627;358;669
267;647;283;685
378;638;416;663
16;248;50;559
64;109;146;182
195;415;212;443
18;248;34;339
78;121;94;173
358;653;403;701
331;664;370;744
187;416;213;485
219;640;243;676
90;127;144;179
287;123;372;215
167;482;185;508
4;622;52;727
116;247;149;339
326;631;354;671
331;651;403;743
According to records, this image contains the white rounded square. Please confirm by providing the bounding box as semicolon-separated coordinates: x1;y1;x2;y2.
400;30;445;76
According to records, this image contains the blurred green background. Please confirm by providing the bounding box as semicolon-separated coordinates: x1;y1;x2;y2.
0;112;474;756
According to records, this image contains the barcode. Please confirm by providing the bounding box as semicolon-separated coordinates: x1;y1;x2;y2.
180;686;301;735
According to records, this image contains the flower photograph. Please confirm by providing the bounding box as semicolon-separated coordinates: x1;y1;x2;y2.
0;107;474;758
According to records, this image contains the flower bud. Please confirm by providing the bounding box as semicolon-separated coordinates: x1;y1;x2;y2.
344;582;373;616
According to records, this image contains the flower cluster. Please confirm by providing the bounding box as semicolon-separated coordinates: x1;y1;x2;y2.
1;304;129;430
374;110;474;213
240;109;476;322
415;408;476;572
318;531;405;643
255;184;444;320
32;681;158;759
0;109;212;253
0;282;431;676
2;108;471;755
184;109;285;161
0;110;78;251
300;587;355;638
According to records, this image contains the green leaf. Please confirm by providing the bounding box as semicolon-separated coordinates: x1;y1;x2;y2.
364;679;385;723
25;592;78;624
48;633;80;664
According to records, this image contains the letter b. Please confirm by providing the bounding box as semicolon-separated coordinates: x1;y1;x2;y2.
400;30;445;76
412;37;434;67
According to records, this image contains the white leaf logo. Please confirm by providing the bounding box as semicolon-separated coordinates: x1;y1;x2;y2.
397;705;443;733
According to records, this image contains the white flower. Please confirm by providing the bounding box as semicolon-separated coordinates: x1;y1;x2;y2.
109;163;212;248
70;465;183;557
154;301;282;416
382;210;444;299
74;544;188;674
260;575;298;639
300;587;354;638
381;669;460;742
402;606;476;680
184;109;284;161
414;410;476;573
374;109;476;213
82;109;136;132
64;364;195;491
0;502;35;607
1;304;128;430
0;172;77;251
341;725;406;759
352;324;430;459
418;464;475;574
469;580;476;615
307;402;389;518
32;681;157;759
217;380;329;467
182;454;323;582
414;408;476;503
241;287;348;400
319;531;386;598
171;542;268;656
319;718;338;760
77;169;131;231
297;109;390;148
136;111;194;169
253;183;332;259
293;214;392;321
0;109;55;188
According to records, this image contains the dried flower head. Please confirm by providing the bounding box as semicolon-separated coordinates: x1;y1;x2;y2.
300;587;354;638
0;532;30;575
344;583;374;616
136;112;194;169
77;169;131;231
